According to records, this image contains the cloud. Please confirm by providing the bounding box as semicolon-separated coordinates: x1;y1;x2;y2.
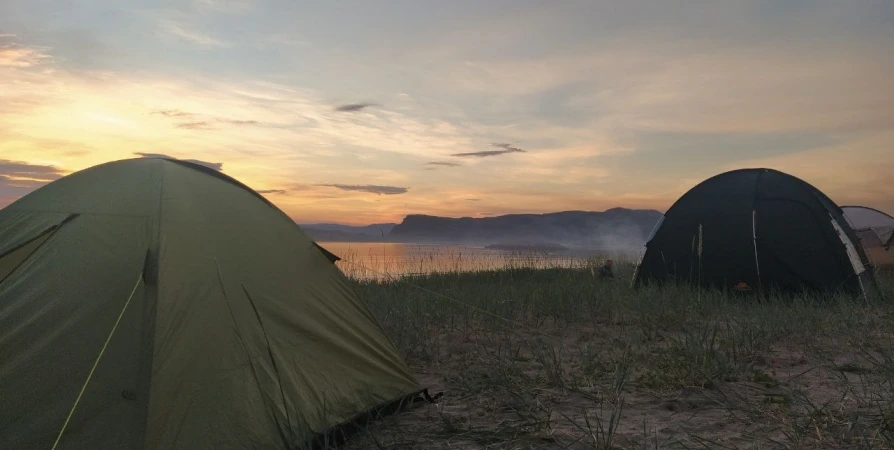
451;142;527;158
0;159;68;207
317;184;409;195
0;159;67;183
3;11;891;225
0;41;52;68
152;109;197;118
256;189;287;194
426;161;462;167
193;0;258;14
266;34;310;48
388;2;893;140
334;103;378;112
134;152;223;171
157;19;229;48
152;109;261;127
425;37;894;136
721;131;894;215
0;58;482;170
175;121;214;130
219;119;260;126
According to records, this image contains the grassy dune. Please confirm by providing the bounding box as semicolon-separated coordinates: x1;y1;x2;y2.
338;257;894;449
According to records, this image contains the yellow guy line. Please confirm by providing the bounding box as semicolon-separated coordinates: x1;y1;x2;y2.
51;273;143;450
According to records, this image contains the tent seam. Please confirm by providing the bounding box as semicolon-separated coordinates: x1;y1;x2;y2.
240;284;295;443
214;261;292;447
134;161;167;449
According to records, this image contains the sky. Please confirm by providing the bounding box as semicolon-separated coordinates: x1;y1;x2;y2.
1;0;892;225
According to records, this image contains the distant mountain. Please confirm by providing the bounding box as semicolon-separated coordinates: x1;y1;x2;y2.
299;223;396;237
387;208;664;250
300;227;385;242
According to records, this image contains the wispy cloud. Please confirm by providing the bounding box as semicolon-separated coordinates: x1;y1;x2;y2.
157;19;229;47
134;152;223;171
334;103;378;112
0;159;67;183
192;0;258;14
0;38;52;68
0;159;68;207
152;109;262;127
451;143;526;158
175;121;214;130
151;109;197;118
219;118;260;126
426;161;462;167
256;188;287;194
317;184;409;195
266;34;310;48
3;1;893;223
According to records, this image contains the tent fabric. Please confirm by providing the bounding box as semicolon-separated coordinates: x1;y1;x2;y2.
842;205;894;268
632;168;878;297
313;242;342;263
0;157;421;449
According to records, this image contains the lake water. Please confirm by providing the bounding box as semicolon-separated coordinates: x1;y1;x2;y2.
318;242;643;280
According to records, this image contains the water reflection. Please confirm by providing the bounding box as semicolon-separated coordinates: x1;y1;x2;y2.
318;242;641;280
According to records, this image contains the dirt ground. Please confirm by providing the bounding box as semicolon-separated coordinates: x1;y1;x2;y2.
340;267;894;449
344;321;894;449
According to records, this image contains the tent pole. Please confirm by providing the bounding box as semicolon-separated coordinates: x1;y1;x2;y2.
752;209;762;293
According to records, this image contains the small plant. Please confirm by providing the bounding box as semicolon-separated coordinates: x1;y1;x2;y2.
333;248;894;449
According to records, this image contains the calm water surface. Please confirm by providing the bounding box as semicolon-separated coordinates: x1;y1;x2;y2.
318;242;641;279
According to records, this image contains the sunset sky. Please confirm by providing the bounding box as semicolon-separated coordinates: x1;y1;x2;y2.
1;0;892;225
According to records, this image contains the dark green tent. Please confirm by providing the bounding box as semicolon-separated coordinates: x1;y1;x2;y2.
632;168;879;297
0;157;422;449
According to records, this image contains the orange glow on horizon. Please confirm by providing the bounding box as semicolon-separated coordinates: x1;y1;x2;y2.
2;19;892;224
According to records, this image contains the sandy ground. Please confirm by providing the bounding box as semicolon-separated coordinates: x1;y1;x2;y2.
343;321;894;449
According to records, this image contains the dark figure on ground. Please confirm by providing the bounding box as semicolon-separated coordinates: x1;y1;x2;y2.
598;259;614;278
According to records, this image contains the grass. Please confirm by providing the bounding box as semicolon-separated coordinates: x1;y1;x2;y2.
333;252;894;449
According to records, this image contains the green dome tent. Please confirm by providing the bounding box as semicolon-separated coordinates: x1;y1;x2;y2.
0;157;424;449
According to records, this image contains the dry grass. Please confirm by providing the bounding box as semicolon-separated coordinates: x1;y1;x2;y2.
334;254;894;449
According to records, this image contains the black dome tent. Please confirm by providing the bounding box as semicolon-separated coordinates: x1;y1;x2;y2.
632;168;878;298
